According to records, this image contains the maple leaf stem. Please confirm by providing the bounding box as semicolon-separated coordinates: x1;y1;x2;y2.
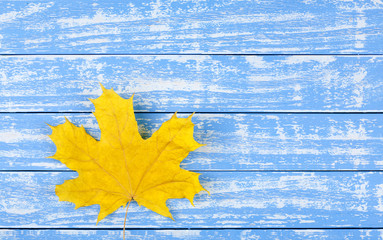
123;199;132;240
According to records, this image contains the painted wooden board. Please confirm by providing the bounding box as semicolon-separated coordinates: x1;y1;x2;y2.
1;113;383;171
0;171;383;228
1;229;383;240
0;1;383;54
1;55;383;112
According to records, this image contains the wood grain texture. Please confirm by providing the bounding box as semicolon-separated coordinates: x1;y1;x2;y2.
1;0;382;237
1;113;383;171
0;1;383;54
1;229;383;240
0;172;383;228
1;55;383;112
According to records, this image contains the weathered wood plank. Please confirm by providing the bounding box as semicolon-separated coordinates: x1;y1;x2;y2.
1;113;383;171
0;172;382;228
1;55;383;112
0;1;382;54
1;229;383;240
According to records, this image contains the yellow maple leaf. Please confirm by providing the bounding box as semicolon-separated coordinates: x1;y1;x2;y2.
48;85;207;227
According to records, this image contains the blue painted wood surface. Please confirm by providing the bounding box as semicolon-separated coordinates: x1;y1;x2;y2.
0;0;383;54
0;0;382;239
2;229;383;240
1;113;383;171
1;56;383;112
1;172;383;228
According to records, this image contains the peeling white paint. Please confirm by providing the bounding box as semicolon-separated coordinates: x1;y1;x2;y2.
160;230;202;238
57;10;143;28
58;27;121;40
350;68;368;108
29;162;63;168
284;56;336;65
209;13;315;25
245;56;269;68
0;130;46;143
375;184;383;211
0;199;39;215
0;2;54;23
69;38;122;46
149;24;171;32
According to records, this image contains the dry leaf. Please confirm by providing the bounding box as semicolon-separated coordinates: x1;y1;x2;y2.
48;85;207;225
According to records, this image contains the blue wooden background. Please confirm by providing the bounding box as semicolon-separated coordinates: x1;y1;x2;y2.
1;0;383;239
